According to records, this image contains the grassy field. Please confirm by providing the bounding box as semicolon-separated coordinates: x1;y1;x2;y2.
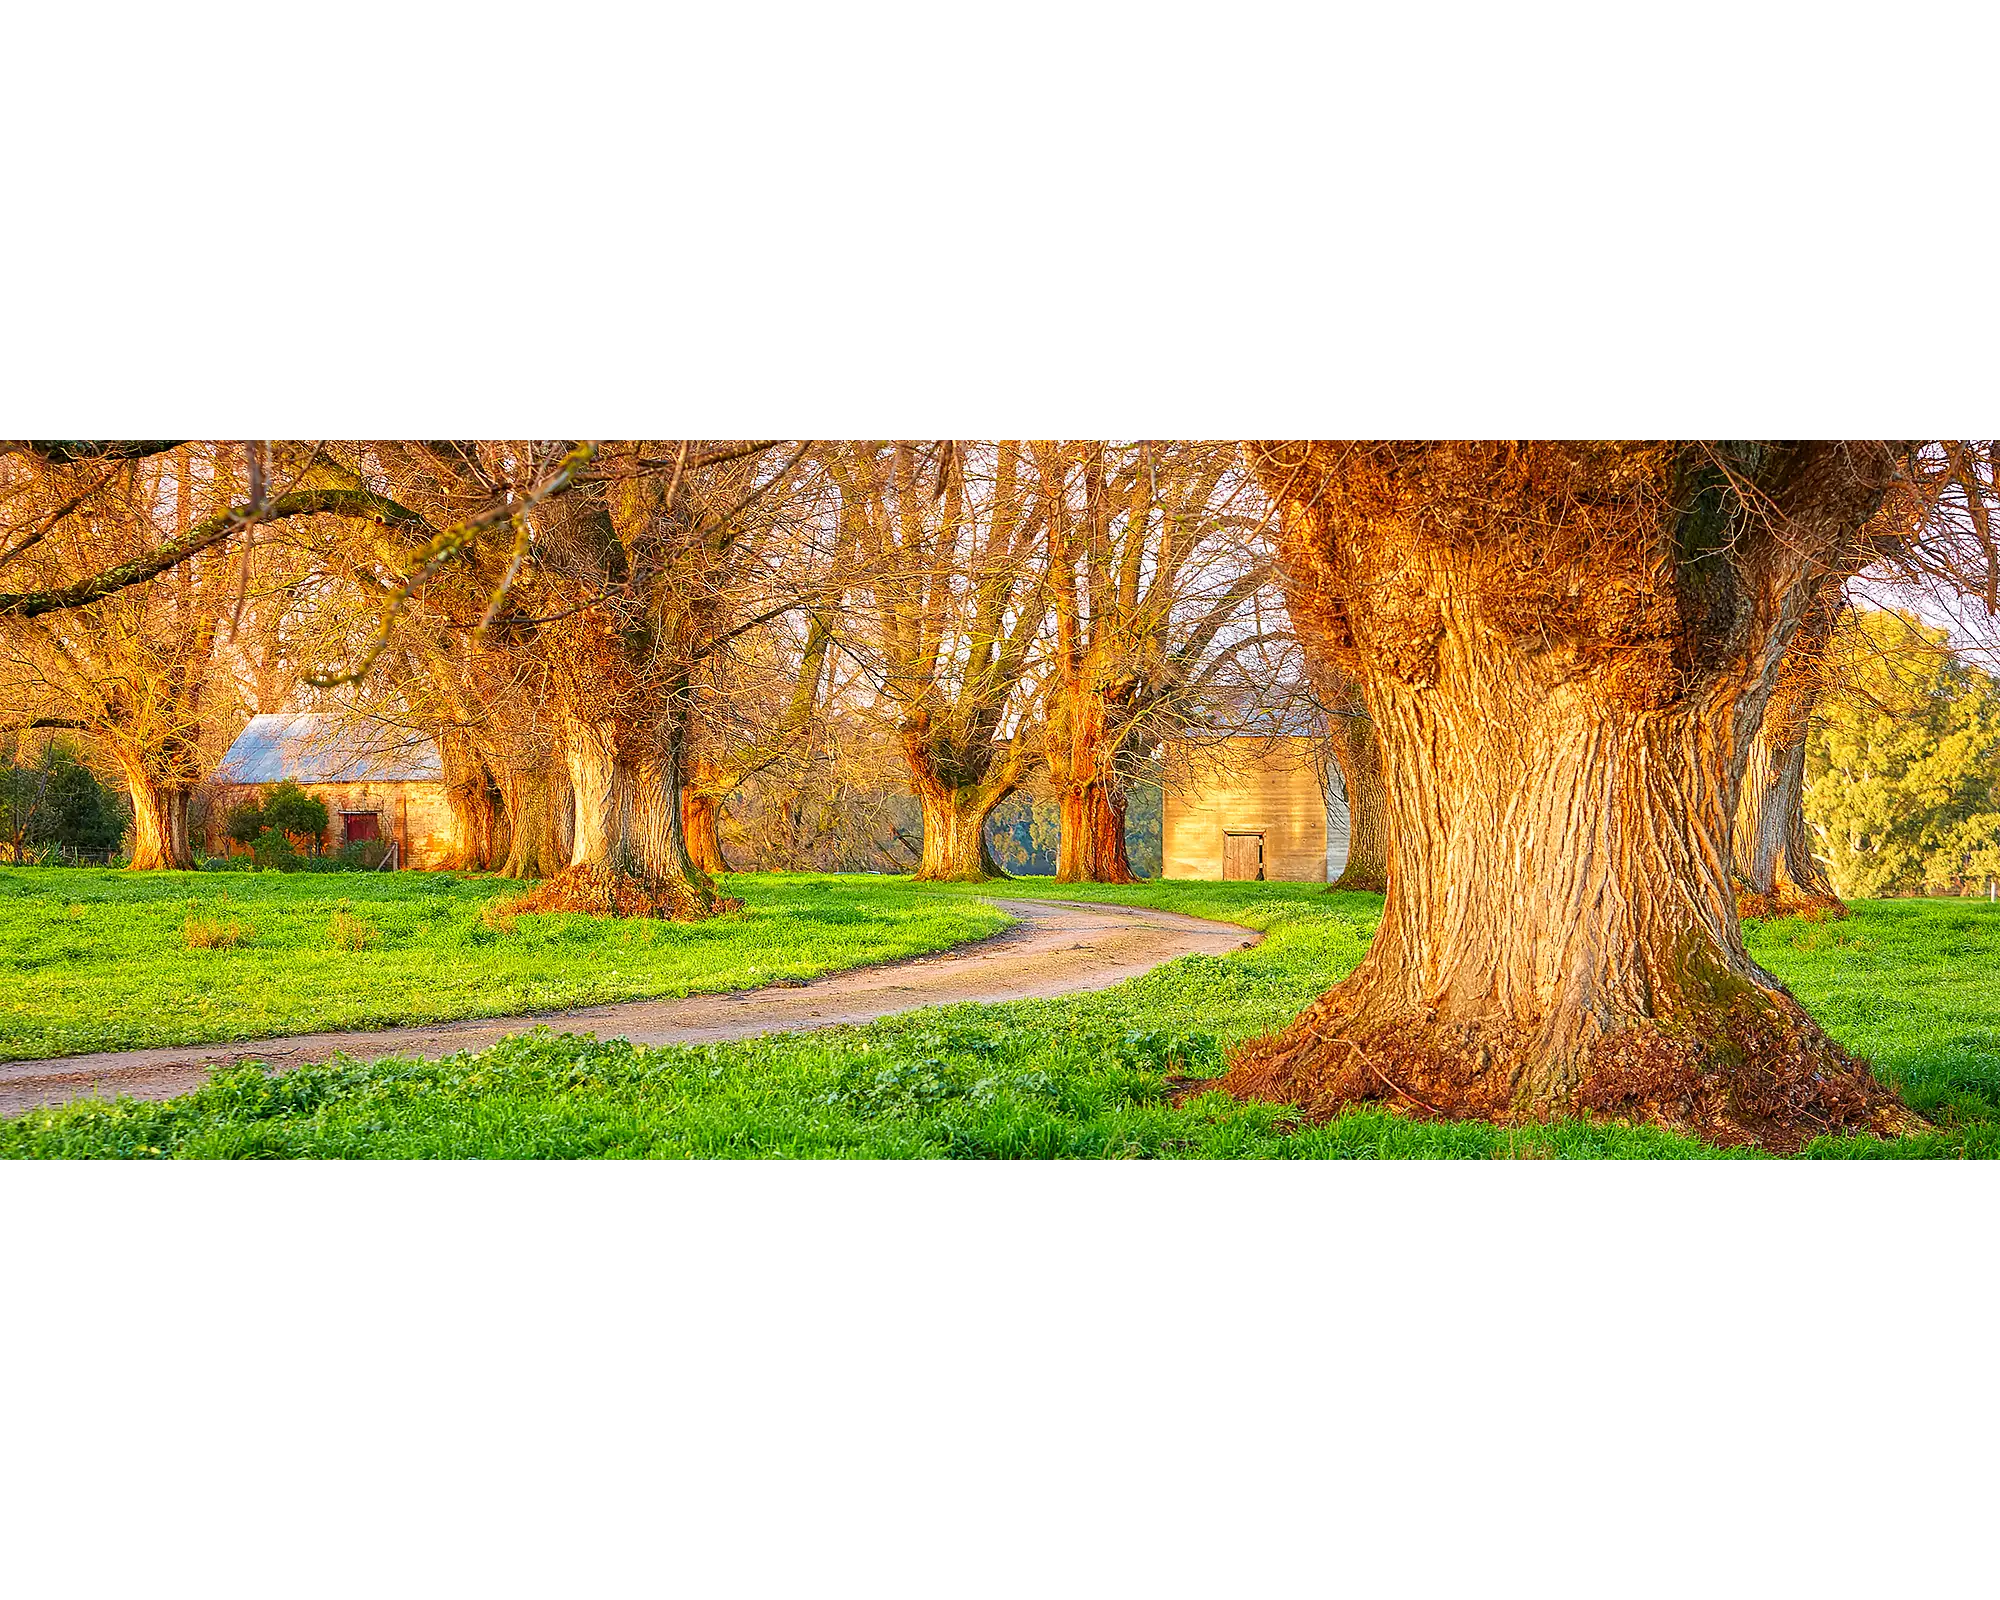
4;874;1994;1158
0;867;1010;1061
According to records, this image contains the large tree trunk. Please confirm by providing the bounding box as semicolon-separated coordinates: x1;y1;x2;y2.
509;714;727;918
1736;715;1844;918
497;768;565;880
1056;781;1136;883
681;785;730;876
437;728;499;871
1734;599;1845;918
1048;678;1140;884
904;742;1011;882
1218;440;1920;1153
126;774;195;871
1326;707;1387;893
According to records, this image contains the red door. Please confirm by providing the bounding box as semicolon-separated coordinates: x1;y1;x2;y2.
342;812;381;844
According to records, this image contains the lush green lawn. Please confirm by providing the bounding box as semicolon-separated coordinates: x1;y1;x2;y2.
0;867;1010;1060
4;874;1994;1158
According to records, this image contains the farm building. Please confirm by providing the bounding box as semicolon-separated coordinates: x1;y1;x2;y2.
1162;735;1350;882
209;712;454;868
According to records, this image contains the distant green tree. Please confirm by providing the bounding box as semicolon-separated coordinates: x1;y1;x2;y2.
1123;780;1163;879
1805;609;2000;898
986;794;1060;875
0;740;127;858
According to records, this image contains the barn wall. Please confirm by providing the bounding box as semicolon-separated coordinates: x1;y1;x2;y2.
204;779;456;869
1162;738;1328;882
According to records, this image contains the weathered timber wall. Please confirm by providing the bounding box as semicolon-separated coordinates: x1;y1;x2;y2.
1162;737;1330;882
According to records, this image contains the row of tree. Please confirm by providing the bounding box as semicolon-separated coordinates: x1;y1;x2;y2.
5;437;1997;1149
0;441;1301;906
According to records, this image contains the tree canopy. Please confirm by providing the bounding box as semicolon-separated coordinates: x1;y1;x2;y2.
1806;608;2000;898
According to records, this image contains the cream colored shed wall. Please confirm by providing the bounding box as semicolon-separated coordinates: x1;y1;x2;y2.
1162;738;1328;882
207;779;456;869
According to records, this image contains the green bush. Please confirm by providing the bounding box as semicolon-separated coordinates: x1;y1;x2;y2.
260;781;329;847
224;781;331;869
223;798;266;847
250;829;302;870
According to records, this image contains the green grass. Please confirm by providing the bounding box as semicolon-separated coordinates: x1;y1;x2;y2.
0;867;1010;1060
5;874;1995;1159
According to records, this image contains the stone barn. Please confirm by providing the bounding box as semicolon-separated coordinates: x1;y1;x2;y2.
1162;735;1350;882
209;712;455;868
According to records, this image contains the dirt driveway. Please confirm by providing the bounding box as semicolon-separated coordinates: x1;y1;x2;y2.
0;897;1257;1116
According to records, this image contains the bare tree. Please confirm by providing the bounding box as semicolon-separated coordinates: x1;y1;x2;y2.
1034;440;1283;883
0;442;425;867
823;441;1053;881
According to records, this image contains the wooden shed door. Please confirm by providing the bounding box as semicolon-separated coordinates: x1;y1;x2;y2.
1223;831;1264;881
342;812;381;843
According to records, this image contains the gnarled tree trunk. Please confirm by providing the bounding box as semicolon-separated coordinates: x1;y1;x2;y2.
905;737;1013;882
681;784;730;876
126;773;195;871
497;768;565;880
1326;707;1387;893
1057;779;1136;883
1049;683;1140;884
1218;440;1921;1153
437;728;499;871
510;712;726;918
1734;597;1845;918
1736;716;1844;918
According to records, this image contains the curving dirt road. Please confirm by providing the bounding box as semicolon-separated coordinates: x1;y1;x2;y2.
0;897;1257;1117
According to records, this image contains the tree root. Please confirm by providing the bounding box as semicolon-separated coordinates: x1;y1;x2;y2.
1736;888;1849;922
1199;990;1922;1155
497;864;738;921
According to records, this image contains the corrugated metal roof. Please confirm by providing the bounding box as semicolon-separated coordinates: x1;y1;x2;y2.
214;713;443;784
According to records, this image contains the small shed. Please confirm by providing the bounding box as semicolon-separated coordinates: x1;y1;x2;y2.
1162;734;1351;882
209;713;453;867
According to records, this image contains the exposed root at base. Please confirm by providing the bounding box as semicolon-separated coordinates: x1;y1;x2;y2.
1199;992;1922;1155
1736;889;1849;922
497;864;738;921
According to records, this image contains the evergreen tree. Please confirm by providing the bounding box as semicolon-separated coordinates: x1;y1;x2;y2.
0;740;127;857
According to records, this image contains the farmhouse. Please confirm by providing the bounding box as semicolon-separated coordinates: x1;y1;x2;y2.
209;712;454;868
1162;735;1350;882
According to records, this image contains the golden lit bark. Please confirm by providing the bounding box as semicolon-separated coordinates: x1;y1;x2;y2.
681;782;729;876
905;733;1014;882
1733;598;1844;918
497;768;564;880
1056;780;1136;883
509;711;723;917
125;769;195;871
1326;706;1387;893
1217;440;1921;1152
437;727;498;871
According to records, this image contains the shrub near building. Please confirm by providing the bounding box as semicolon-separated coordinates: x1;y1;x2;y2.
223;781;333;869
